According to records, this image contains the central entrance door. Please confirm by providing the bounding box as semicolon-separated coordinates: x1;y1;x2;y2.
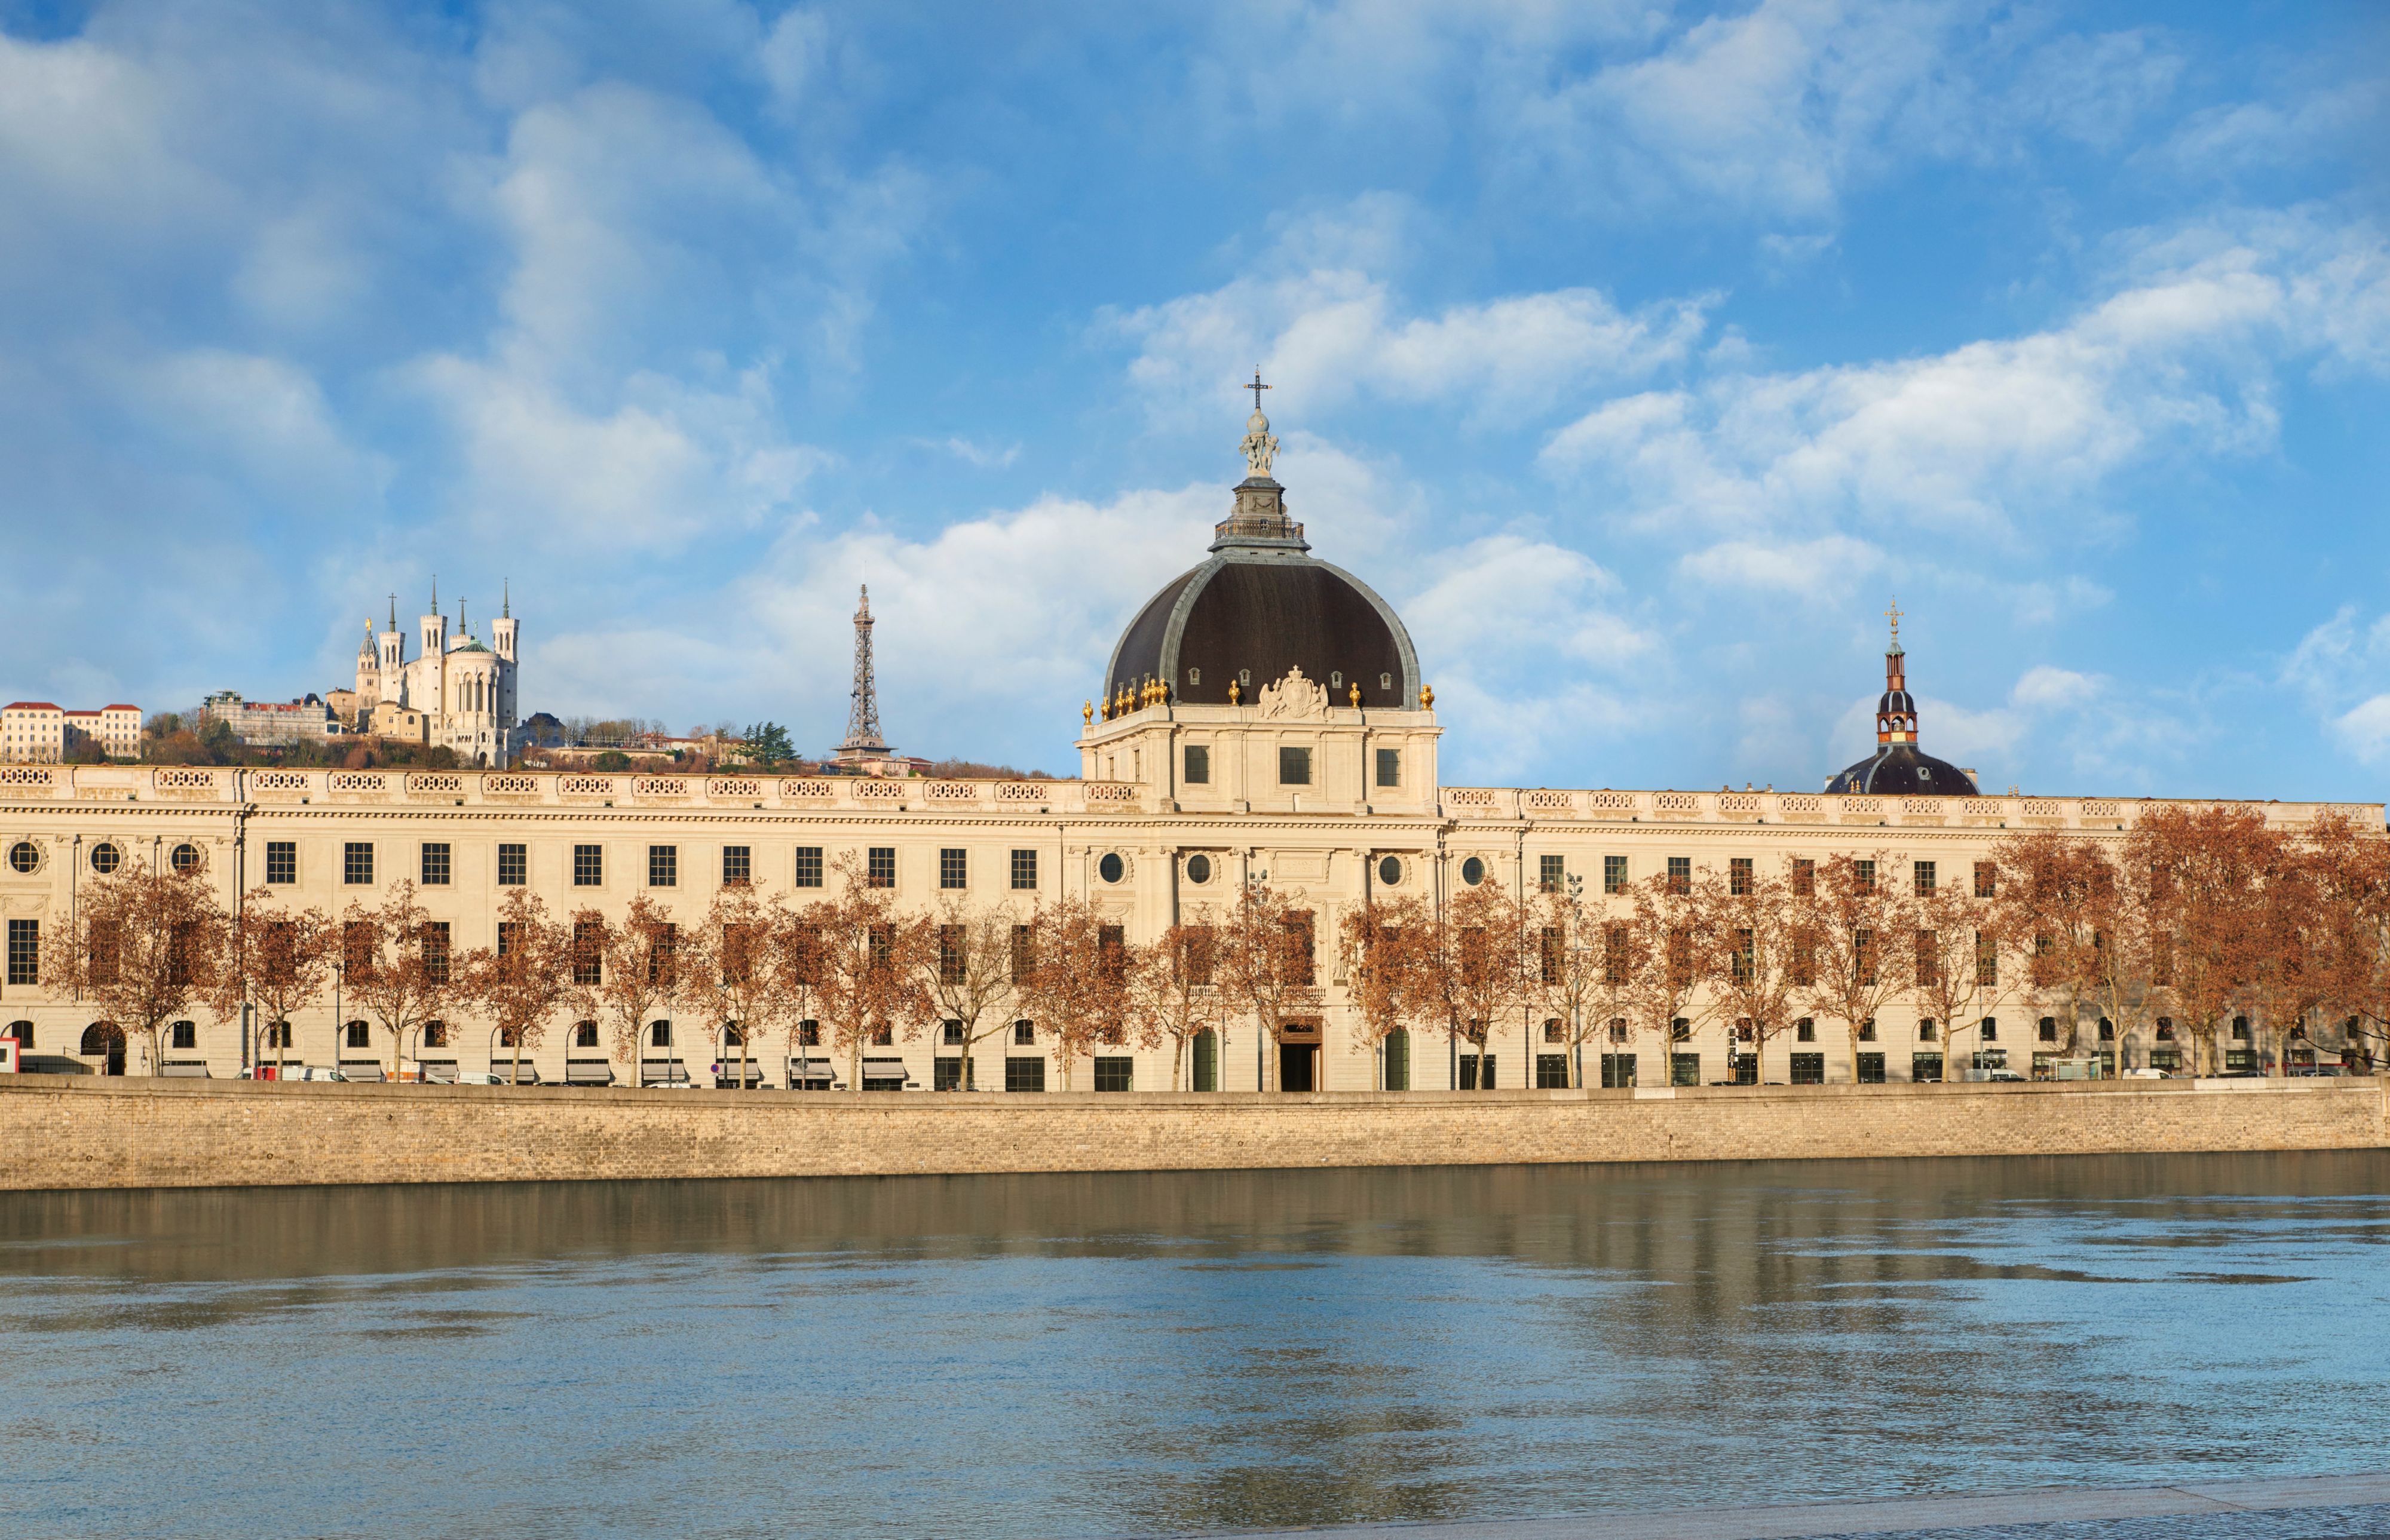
1278;1019;1321;1092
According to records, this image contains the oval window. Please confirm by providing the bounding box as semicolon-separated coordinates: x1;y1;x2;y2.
1461;857;1486;886
1185;853;1212;884
170;843;201;875
1099;852;1125;883
1380;673;1392;691
90;842;120;875
7;841;35;874
1377;855;1401;886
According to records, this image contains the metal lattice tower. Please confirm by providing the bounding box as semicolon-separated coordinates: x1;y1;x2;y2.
839;584;889;758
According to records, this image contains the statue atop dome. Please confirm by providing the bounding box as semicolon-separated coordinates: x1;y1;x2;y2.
1240;409;1279;479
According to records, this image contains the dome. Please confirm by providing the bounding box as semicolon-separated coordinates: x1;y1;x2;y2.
1103;441;1418;710
1825;613;1979;796
1825;742;1978;797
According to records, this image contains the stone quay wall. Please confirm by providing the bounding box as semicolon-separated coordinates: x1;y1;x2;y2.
0;1076;2382;1192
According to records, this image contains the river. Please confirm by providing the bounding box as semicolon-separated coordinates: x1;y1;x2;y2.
2;1153;2385;1538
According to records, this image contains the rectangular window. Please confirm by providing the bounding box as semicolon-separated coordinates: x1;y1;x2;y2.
1600;1053;1636;1088
1790;1053;1825;1085
1184;745;1209;785
6;919;36;986
497;922;517;958
934;1058;972;1091
1006;1056;1046;1093
648;845;677;888
1670;1053;1701;1087
343;842;373;885
1459;1054;1497;1090
1855;858;1877;894
1975;861;1996;898
1539;854;1564;892
940;848;967;890
1792;858;1815;897
168;1020;195;1050
1976;932;1998;987
1279;746;1312;786
572;921;602;986
1916;930;1939;987
1535;1053;1570;1089
867;847;896;888
265;841;296;885
1093;1057;1133;1092
1857;1053;1887;1084
1604;855;1628;895
1981;1017;1999;1042
722;846;751;885
1912;1054;1944;1082
497;843;526;886
1539;927;1561;984
1375;747;1400;788
423;922;451;986
939;925;964;984
1914;860;1936;895
1729;857;1752;896
1796;1017;1816;1042
1666;856;1691;894
420;842;451;886
1010;849;1037;890
573;844;602;886
1013;1020;1035;1045
1010;925;1033;982
795;846;823;888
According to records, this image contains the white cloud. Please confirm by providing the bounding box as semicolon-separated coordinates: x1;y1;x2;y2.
1110;201;1709;424
1542;213;2390;540
2011;664;2100;711
1680;535;1884;594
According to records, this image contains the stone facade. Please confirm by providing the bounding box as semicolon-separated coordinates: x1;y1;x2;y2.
0;1075;2379;1191
2;702;139;763
0;762;2376;1088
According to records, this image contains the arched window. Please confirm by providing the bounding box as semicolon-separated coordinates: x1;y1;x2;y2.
651;1020;672;1047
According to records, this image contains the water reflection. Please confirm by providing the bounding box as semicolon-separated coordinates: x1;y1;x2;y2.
2;1154;2386;1538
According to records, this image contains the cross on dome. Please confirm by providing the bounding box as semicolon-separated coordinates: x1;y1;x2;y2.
1244;369;1270;412
1885;597;1903;654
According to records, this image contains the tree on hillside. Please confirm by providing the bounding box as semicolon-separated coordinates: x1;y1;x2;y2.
340;880;458;1079
216;888;336;1078
42;857;231;1075
460;889;572;1084
741;722;795;768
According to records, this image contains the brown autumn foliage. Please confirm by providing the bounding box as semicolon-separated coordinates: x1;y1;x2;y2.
41;857;232;1074
918;894;1023;1090
566;892;684;1080
459;889;574;1082
1015;896;1139;1090
807;853;934;1091
1129;916;1230;1091
338;879;461;1078
1215;882;1327;1092
218;887;338;1076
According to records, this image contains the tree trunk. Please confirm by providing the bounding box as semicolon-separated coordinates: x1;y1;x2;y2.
511;1032;525;1083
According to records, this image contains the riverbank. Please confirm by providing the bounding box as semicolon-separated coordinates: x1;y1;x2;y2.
1;1075;2380;1191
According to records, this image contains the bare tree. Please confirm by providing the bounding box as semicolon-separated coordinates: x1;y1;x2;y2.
1624;870;1716;1087
461;889;572;1083
1016;897;1134;1090
216;888;335;1078
1335;895;1433;1087
1800;853;1915;1081
1696;863;1809;1085
39;855;231;1075
1216;882;1325;1092
677;884;795;1085
341;880;458;1079
568;894;684;1082
1126;918;1230;1091
1528;879;1631;1089
918;894;1021;1090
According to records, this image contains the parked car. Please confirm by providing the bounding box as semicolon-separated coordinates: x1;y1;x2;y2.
455;1071;508;1085
278;1065;348;1082
1982;1069;2026;1082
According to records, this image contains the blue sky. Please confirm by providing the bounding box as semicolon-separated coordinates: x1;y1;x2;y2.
2;1;2385;797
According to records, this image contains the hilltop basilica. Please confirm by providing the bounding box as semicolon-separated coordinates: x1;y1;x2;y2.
0;405;2371;1088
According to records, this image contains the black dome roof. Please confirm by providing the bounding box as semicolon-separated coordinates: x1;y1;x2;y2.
1826;743;1979;796
1104;477;1418;709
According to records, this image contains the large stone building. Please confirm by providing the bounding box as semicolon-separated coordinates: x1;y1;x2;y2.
1;702;142;763
0;411;2377;1087
350;584;520;766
